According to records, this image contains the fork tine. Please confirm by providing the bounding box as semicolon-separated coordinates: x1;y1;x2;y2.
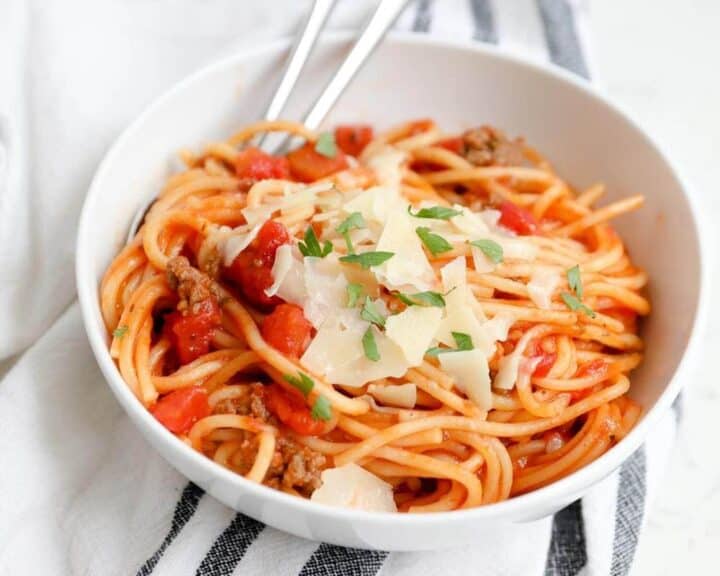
257;0;337;149
302;0;410;131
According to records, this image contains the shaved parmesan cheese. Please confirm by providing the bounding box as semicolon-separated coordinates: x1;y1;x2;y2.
301;312;410;387
311;464;397;512
451;205;491;237
220;222;264;266
241;181;334;225
494;349;522;390
386;306;443;365
368;383;417;409
470;244;495;274
439;349;492;410
300;310;366;379
302;256;348;328
495;237;538;261
440;256;467;293
481;209;501;227
436;257;490;350
342;185;403;226
265;244;294;298
481;313;515;344
374;209;435;292
527;268;561;309
241;204;276;227
366;146;407;188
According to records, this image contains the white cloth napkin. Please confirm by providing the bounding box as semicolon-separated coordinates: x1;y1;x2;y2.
0;1;678;575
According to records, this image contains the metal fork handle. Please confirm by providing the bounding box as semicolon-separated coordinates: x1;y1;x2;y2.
263;0;337;124
302;0;410;131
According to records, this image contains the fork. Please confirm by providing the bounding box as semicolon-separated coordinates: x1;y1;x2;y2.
127;0;410;242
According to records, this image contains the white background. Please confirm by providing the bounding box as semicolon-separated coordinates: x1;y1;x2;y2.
590;0;719;573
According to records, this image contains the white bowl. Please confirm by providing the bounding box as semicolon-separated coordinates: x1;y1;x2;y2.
76;33;706;550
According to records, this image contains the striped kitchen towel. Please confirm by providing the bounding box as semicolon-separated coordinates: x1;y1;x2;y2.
0;1;678;575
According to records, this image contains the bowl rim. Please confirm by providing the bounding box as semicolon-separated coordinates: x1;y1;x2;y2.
76;30;708;527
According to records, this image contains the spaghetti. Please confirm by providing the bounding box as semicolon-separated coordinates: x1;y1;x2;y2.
101;119;647;512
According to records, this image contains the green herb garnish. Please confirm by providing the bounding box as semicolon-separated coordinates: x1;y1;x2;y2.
560;292;596;318
362;326;380;362
469;239;504;264
339;251;394;269
311;395;333;421
407;205;462;220
346;283;364;308
451;331;474;351
425;346;446;357
567;265;583;299
298;226;333;258
425;331;474;356
335;211;366;254
360;299;386;328
283;372;315;397
395;291;446;308
416;226;453;256
314;132;337;158
112;325;128;339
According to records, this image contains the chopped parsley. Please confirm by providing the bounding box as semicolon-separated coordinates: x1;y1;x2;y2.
335;211;366;254
360;298;386;328
469;239;504;264
451;331;474;351
346;283;364;308
283;371;315;397
395;290;446;308
560;292;596;318
339;251;394;269
567;265;583;298
415;226;453;256
298;226;332;258
112;325;128;339
425;331;474;356
311;395;333;421
314;132;337;158
407;205;461;220
362;326;380;362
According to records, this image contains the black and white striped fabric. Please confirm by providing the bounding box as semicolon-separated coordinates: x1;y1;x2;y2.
0;1;679;575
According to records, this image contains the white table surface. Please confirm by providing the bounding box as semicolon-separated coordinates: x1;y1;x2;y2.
590;0;719;573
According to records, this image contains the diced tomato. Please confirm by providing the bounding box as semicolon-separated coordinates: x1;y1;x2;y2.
287;142;349;183
255;220;291;266
532;351;557;378
235;147;290;181
225;220;290;309
498;200;539;236
226;253;280;309
576;358;608;379
334;124;374;156
527;338;556;377
436;137;464;154
263;384;325;436
150;386;210;434
261;303;313;358
165;299;222;364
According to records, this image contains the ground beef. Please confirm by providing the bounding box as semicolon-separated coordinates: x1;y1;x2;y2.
462;125;527;167
215;384;327;496
213;384;273;422
166;256;220;315
200;245;222;280
265;435;327;496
